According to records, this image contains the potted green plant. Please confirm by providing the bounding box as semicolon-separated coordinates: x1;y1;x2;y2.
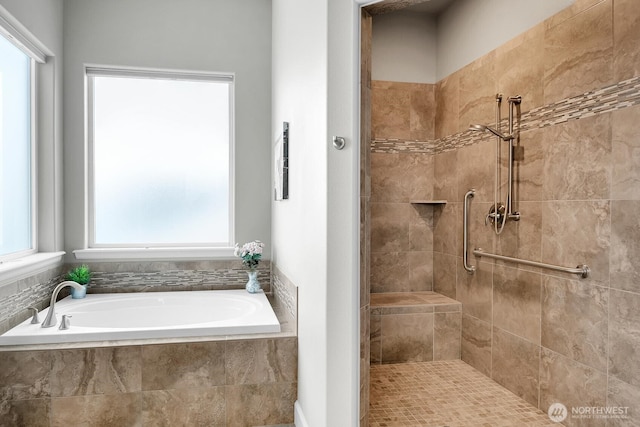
66;264;91;299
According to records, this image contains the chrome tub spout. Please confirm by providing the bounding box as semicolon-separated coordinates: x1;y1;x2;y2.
41;281;85;328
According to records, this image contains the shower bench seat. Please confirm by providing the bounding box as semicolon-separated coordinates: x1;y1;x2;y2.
370;291;461;364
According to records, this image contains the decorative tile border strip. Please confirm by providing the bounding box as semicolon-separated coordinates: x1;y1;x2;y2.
271;266;297;321
372;76;640;154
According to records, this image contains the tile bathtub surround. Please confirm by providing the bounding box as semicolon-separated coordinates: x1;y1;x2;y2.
367;2;640;425
0;337;297;426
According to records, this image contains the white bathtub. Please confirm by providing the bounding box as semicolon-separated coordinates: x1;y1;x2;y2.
0;290;280;346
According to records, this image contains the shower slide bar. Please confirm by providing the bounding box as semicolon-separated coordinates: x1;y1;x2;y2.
472;249;590;279
462;188;590;279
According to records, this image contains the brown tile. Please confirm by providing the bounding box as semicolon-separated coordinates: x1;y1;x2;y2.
408;251;433;292
50;347;140;398
541;276;608;372
0;398;50;427
141;342;224;391
370;252;409;293
461;314;492;377
435;72;459;139
541;200;610;285
225;383;295;427
456;139;495;203
543;0;614;104
0;351;51;400
433;202;459;256
541;114;612;201
491;327;540;407
361;9;372;90
408;204;433;251
458;56;498;135
409;84;435;140
360;198;371;308
434;312;461;361
496;24;545;113
380;313;434;363
370;314;381;364
613;0;640;81
360;305;370;420
433;252;456;299
611;104;640;201
370;202;410;252
515;128;544;202
372;81;411;140
406;153;435;201
493;265;542;344
225;338;297;385
50;393;142;427
607;377;640;427
457;261;492;323
510;201;543;266
611;201;640;293
434;150;457;201
142;387;225;426
539;348;607;426
371;153;409;203
608;289;640;388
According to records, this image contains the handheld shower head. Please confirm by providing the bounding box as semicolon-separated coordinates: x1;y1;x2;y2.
468;124;513;141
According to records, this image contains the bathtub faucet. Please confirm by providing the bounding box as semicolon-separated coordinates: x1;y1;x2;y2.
41;281;85;328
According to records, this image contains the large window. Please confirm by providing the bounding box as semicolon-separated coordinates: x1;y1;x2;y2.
0;33;34;259
86;67;234;248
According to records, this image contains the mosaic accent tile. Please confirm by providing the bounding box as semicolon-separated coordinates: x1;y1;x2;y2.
371;76;640;154
370;360;556;426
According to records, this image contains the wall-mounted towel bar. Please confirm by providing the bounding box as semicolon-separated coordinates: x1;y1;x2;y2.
473;248;590;279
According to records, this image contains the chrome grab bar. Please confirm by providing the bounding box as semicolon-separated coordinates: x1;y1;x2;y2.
463;189;476;274
473;248;590;279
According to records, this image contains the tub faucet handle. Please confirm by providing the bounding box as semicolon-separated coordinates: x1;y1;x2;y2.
59;315;72;330
27;306;40;324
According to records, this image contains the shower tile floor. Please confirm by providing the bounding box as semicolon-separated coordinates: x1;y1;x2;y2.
370;360;556;427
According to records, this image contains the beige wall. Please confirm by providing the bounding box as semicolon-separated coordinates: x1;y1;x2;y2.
368;0;640;425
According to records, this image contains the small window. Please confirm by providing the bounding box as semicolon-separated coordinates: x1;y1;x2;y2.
86;67;234;248
0;33;35;259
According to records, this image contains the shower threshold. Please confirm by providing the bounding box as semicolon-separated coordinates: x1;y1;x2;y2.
370;360;556;426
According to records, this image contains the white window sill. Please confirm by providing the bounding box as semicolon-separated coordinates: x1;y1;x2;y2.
73;247;236;261
0;252;66;287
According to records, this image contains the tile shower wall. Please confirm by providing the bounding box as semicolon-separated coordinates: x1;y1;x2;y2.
368;1;640;425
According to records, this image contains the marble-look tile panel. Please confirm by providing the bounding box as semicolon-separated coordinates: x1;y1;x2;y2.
433;312;461;361
491;327;540;407
493;265;542;344
0;398;50;427
410;84;435;141
539;348;607;427
225;383;295;427
515;128;544;202
360;305;370;422
496;24;545;113
608;289;640;388
610;201;640;293
613;0;640;81
225;338;297;385
408;204;433;251
142;387;225;427
433;252;456;299
408;251;433;291
360;197;370;309
141;342;225;391
370;252;409;294
509;201;543;267
50;393;142;427
543;0;613;105
372;81;411;140
435;72;459;139
50;347;141;397
433;202;459;256
370;202;410;253
607;377;640;427
371;153;411;202
0;351;51;400
380;313;433;363
611;104;640;200
461;314;492;377
541;276;608;372
468;202;496;256
458;55;497;135
370;314;381;364
541;200;610;285
456;261;493;323
433;149;457;201
542;113;612;201
456;138;495;203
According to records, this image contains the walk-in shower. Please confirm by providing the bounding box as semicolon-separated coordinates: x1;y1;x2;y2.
469;94;521;234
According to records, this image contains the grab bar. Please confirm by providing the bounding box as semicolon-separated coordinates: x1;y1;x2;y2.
463;189;476;274
473;248;590;279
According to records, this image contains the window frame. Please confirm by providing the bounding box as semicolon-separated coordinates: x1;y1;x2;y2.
83;65;236;253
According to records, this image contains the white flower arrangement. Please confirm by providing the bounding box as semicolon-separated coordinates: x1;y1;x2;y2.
234;240;264;270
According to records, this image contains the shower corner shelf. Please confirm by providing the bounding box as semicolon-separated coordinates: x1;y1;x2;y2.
410;200;447;205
